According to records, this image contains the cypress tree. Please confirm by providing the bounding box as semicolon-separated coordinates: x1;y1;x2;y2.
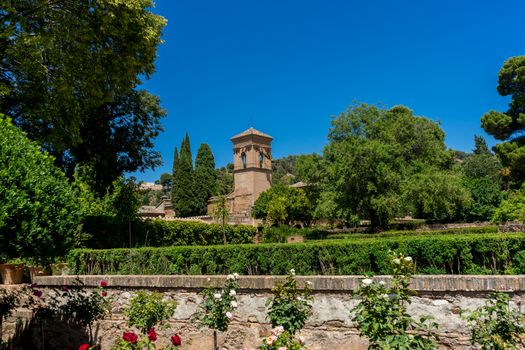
170;146;179;201
194;144;217;215
172;133;195;216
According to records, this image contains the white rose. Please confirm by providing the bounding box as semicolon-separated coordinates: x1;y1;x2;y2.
214;293;222;299
230;300;238;308
404;256;412;262
290;269;296;275
229;289;236;296
361;278;373;286
393;258;401;265
296;296;303;301
233;272;240;279
227;274;234;280
225;311;233;319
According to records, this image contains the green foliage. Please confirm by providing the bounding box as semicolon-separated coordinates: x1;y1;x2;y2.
0;117;82;263
77;174;140;248
82;217;255;249
172;133;196;217
68;232;525;276
137;188;162;207
319;103;454;228
194;144;217;215
192;274;239;332
253;185;313;225
125;291;176;334
401;169;472;223
474;135;491;155
463;293;525;350
492;185;525;223
159;173;173;195
352;252;439;349
266;270;312;335
0;0;167;192
61;285;110;329
463;178;504;222
481;56;525;185
215;164;234;196
272;155;301;185
258;327;306;350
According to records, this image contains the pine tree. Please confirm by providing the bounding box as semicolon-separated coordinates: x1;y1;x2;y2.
194;144;217;215
172;133;195;216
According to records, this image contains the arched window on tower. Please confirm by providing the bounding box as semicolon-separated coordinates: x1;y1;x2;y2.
241;152;247;169
259;152;264;168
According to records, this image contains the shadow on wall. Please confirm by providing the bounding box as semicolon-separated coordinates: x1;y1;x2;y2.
5;316;93;350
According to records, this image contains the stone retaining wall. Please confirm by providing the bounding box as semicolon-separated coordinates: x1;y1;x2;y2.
3;275;525;349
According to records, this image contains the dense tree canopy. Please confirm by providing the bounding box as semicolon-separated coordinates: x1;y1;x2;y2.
0;117;82;262
252;184;313;225
481;56;525;186
318;103;459;227
0;0;167;192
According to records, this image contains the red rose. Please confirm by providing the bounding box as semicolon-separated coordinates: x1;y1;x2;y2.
78;344;90;350
171;334;181;346
101;291;108;297
99;280;108;288
122;332;138;344
147;328;157;342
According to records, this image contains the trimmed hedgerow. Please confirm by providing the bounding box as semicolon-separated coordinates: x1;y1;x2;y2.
322;226;499;241
68;232;525;276
84;219;257;248
130;220;256;246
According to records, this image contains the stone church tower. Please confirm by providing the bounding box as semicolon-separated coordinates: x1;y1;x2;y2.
208;127;272;225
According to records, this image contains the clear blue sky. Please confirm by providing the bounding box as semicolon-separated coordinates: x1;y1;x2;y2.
134;0;523;182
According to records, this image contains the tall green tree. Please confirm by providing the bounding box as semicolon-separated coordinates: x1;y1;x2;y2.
172;133;195;217
0;116;82;263
0;0;167;193
461;136;504;221
319;103;456;228
216;164;234;196
474;135;491;155
481;56;525;186
194;144;217;215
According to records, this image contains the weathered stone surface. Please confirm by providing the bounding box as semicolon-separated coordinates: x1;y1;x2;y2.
2;275;525;349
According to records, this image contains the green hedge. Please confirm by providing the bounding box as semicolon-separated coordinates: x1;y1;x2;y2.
84;218;256;248
68;232;525;276
322;226;499;241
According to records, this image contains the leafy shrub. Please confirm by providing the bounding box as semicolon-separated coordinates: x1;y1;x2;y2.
193;273;239;333
0;116;82;263
85;219;256;249
463;293;524;350
125;291;176;334
323;226;499;241
352;252;439;349
68;232;525;276
266;269;312;335
258;326;306;350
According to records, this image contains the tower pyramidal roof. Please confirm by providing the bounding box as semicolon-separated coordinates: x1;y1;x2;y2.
230;127;272;141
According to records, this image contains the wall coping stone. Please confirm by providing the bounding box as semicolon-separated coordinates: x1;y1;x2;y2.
32;275;525;292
